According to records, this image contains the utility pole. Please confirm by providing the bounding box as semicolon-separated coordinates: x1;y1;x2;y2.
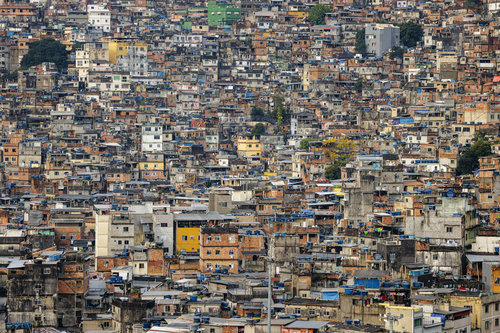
383;313;403;333
267;259;272;333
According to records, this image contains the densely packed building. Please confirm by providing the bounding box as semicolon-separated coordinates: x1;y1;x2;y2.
0;0;498;331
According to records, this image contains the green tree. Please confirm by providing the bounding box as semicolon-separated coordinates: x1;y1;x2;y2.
355;29;366;54
251;123;266;136
457;133;491;175
20;38;68;72
300;138;315;150
322;138;356;180
268;95;291;131
251;106;265;121
389;46;405;59
325;162;345;180
309;4;332;26
355;78;362;93
466;0;482;11
399;22;423;48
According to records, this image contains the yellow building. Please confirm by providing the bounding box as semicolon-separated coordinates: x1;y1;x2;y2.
288;11;308;19
138;162;164;171
491;265;500;294
236;135;262;157
451;293;500;331
108;40;148;65
174;212;231;254
176;227;200;254
383;304;423;333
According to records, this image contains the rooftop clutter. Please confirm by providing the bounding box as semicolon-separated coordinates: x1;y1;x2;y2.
0;0;498;331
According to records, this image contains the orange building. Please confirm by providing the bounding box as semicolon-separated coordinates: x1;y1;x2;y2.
200;226;239;273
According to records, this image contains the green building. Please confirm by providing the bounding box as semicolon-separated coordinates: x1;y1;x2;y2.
207;1;241;27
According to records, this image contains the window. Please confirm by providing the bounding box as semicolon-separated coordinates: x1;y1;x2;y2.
123;227;128;232
228;235;235;243
215;250;220;255
182;235;188;241
118;240;122;245
485;305;489;313
294;308;301;314
446;227;453;233
323;309;330;316
486;321;490;329
496;318;499;327
124;240;129;245
229;250;234;255
414;318;422;327
214;236;220;241
43;268;51;275
161;223;168;227
309;309;315;315
433;254;438;260
206;250;212;255
207;236;212;242
139;263;144;269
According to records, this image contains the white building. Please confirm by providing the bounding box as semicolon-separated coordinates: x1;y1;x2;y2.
152;210;174;255
87;4;111;33
365;23;400;57
75;49;90;82
142;124;163;152
95;205;136;259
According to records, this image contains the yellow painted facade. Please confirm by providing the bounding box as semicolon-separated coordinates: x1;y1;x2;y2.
176;227;200;253
450;295;482;329
492;266;500;294
108;41;148;65
237;136;262;157
139;162;164;171
288;11;308;19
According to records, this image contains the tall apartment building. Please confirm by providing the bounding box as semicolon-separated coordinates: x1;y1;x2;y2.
87;4;111;33
141;124;163;152
365;23;400;57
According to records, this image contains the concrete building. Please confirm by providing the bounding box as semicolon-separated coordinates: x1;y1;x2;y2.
365;24;400;57
207;1;241;27
200;226;239;273
142;124;163;153
87;3;111;33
